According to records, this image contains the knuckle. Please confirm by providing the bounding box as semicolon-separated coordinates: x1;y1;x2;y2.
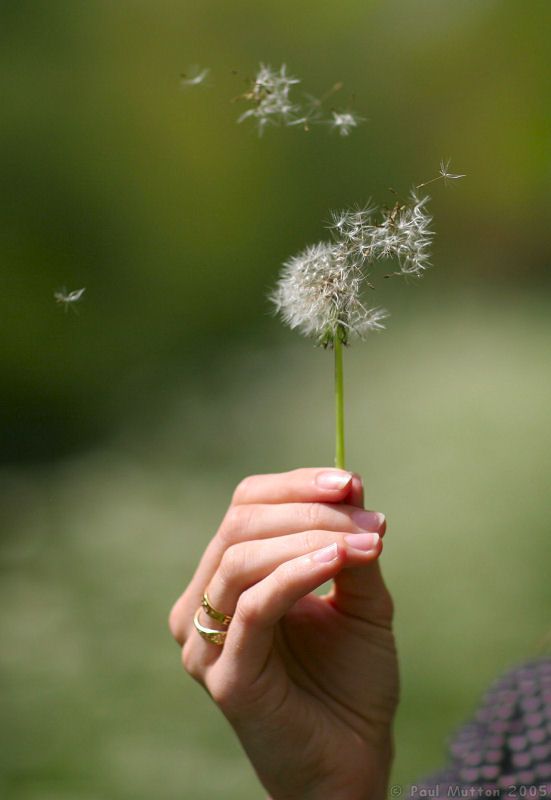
207;670;275;721
219;504;254;545
168;598;186;644
219;505;241;544
181;640;202;681
305;502;324;530
232;474;257;505
304;527;326;552
218;543;243;586
207;675;237;712
235;590;261;627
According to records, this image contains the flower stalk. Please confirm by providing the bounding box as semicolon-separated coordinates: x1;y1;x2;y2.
334;326;346;469
270;165;463;466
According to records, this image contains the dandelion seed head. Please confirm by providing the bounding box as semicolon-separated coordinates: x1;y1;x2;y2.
272;184;441;342
270;241;386;343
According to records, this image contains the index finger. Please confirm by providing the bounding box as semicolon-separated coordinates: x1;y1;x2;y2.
232;468;356;506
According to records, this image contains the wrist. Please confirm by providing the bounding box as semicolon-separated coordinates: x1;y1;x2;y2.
263;740;393;800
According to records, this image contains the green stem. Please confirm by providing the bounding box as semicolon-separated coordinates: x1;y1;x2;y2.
334;328;345;469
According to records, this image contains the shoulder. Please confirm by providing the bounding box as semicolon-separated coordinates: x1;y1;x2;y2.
408;656;551;797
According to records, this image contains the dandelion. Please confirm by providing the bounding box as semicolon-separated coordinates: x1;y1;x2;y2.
330;110;363;137
271;178;449;467
54;287;86;313
271;236;387;468
180;66;210;88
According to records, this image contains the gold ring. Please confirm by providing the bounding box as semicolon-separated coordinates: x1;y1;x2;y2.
201;592;233;626
193;608;227;646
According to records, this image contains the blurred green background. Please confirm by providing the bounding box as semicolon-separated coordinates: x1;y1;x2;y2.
1;1;550;797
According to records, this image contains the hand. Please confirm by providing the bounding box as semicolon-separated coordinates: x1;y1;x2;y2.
169;468;399;800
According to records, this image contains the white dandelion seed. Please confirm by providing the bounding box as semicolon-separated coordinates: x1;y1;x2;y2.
330;110;363;137
329;204;377;259
439;158;466;185
237;63;302;134
373;192;434;276
332;194;433;276
287;82;343;132
286;94;325;131
417;160;466;189
355;305;389;332
54;287;86;312
235;66;364;137
180;66;210;88
367;193;433;276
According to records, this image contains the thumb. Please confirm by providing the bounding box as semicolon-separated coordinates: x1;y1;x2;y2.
332;474;394;627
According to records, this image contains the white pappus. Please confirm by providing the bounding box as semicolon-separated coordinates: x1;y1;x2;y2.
330;110;364;137
237;64;365;138
180;66;210;88
270;240;387;346
54;287;86;312
238;63;301;134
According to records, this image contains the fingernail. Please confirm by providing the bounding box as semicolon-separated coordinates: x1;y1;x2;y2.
315;470;352;491
311;542;339;563
344;533;380;552
351;510;386;532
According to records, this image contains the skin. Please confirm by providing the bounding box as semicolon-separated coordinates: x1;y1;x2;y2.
169;468;399;800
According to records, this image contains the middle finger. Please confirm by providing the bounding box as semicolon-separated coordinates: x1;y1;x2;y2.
220;502;385;546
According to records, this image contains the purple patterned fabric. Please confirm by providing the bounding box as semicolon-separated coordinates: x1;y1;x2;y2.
408;657;551;798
